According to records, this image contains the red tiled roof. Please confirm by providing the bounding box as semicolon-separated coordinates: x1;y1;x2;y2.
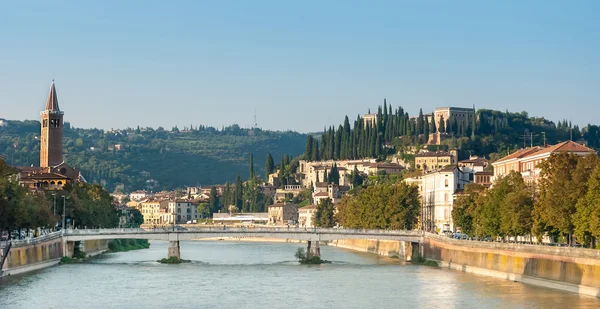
493;147;542;164
314;192;329;197
530;141;596;156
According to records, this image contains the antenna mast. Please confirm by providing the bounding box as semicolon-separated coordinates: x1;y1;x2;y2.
254;109;258;128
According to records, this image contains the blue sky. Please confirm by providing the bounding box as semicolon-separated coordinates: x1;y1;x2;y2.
1;0;598;132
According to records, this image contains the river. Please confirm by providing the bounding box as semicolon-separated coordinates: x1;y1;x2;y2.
1;240;598;309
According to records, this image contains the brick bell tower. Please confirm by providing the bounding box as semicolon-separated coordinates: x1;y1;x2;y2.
40;80;64;167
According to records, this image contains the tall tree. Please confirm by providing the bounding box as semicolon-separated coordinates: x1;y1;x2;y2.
265;153;275;179
438;115;446;134
314;198;337;228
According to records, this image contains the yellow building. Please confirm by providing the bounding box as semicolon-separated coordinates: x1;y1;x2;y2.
414;150;457;171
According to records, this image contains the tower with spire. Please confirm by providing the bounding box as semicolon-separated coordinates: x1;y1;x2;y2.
40;80;64;167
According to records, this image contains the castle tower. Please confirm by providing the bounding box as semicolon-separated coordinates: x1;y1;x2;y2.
40;81;64;167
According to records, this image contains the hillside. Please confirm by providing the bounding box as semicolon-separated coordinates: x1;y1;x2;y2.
301;103;600;162
0;121;306;192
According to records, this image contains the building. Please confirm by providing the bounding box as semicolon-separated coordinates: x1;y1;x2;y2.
16;81;84;190
365;162;403;175
406;164;478;233
40;81;64;168
130;190;150;201
474;171;493;187
267;203;299;225
458;156;489;171
168;199;201;223
298;205;317;228
363;113;378;128
491;141;596;184
140;200;163;225
433;107;475;133
415;150;457;171
274;185;304;202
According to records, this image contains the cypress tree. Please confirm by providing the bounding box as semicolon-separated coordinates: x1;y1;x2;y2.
424;117;430;141
471;106;476;139
265;153;275;179
313;139;320;161
439;115;446;133
451;116;458;135
305;135;314;160
417;108;424;136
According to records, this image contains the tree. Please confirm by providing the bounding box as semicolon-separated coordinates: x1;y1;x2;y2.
452;184;486;237
328;163;340;185
352;166;363;188
209;186;220;215
533;153;598;244
336;182;420;230
314;198;337;228
438;115;446;133
498;172;534;238
574;165;600;247
265;153;275;179
197;203;210;219
305;135;314;161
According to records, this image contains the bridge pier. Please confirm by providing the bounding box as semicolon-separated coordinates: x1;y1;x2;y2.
307;241;320;258
168;241;180;259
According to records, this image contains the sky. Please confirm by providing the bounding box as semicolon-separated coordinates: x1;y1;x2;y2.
1;0;599;132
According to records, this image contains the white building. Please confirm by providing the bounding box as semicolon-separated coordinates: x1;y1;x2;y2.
298;205;317;228
129;190;149;201
168;200;201;223
413;165;475;233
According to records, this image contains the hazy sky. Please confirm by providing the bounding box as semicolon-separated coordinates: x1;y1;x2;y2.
1;0;599;132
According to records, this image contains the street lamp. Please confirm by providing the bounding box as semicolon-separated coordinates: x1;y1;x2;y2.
61;195;66;231
52;193;56;216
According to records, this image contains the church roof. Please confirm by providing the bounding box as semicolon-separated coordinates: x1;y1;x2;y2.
45;81;60;112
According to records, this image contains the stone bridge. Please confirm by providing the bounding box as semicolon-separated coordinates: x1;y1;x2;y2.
63;227;424;260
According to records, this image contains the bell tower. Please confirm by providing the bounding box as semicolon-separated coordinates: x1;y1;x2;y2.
40;80;64;167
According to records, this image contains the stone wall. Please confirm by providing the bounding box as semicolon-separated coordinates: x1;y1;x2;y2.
423;235;600;297
82;239;109;256
2;237;67;276
328;239;407;258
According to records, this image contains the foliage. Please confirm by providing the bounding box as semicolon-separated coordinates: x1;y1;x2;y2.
60;182;120;229
336;182;420;229
313;198;337;228
158;256;190;264
452;172;533;239
0;120;306;191
294;247;328;264
574;165;600;247
533;153;599;244
0;160;55;235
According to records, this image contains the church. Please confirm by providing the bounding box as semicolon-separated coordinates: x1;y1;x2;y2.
17;81;85;190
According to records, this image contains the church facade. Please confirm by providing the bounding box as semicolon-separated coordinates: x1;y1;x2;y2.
17;81;83;190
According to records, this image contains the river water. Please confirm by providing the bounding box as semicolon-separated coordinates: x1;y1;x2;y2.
1;241;598;309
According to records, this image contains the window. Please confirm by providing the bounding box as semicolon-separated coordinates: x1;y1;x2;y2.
444;193;448;202
444;179;449;187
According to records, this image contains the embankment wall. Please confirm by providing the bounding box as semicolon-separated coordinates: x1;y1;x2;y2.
423;235;600;297
1;238;109;277
328;239;408;258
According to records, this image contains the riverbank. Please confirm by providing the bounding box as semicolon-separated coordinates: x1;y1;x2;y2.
423;234;600;298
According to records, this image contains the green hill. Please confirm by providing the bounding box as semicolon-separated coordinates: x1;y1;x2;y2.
0;121;306;192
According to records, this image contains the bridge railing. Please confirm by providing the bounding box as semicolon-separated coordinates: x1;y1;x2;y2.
10;231;63;247
63;227;424;237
